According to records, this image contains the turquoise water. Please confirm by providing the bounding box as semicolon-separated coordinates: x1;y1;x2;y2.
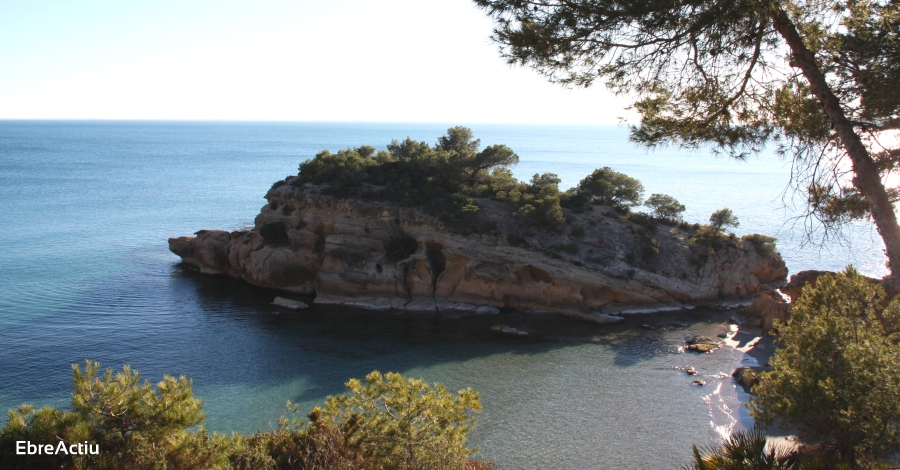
0;121;884;468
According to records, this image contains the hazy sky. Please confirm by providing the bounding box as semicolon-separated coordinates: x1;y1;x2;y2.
0;0;630;123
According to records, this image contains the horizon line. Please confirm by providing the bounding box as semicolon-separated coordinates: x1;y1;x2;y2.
0;118;628;127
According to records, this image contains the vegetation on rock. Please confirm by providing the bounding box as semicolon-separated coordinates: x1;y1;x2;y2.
474;0;900;277
710;209;740;230
645;193;686;222
286;127;765;244
564;166;645;211
749;267;900;465
681;425;857;469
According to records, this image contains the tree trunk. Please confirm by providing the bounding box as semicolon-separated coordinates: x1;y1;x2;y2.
771;7;900;277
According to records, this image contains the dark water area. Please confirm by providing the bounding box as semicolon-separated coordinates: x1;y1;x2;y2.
0;121;880;467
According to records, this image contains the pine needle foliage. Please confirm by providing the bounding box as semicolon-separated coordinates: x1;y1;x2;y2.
0;363;487;470
750;267;900;465
473;0;900;275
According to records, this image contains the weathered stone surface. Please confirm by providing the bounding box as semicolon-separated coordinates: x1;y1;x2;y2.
781;270;833;302
491;324;529;337
742;291;791;333
586;313;625;324
169;181;788;316
686;336;721;353
687;342;719;353
272;296;308;310
732;365;773;392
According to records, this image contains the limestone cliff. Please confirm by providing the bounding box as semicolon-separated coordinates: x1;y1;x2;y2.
169;178;787;318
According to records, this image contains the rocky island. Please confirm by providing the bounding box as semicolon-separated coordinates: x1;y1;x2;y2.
169;128;787;321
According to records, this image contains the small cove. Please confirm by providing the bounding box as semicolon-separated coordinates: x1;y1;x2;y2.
0;121;880;467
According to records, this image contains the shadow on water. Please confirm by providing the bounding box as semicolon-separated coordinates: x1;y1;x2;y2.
0;259;743;437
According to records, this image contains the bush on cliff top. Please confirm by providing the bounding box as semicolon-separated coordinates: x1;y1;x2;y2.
289;127;673;234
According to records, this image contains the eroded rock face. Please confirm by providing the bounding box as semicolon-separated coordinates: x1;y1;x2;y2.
781;270;834;302
168;181;787;317
743;291;792;333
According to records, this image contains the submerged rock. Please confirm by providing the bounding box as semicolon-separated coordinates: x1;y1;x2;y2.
491;324;529;337
686;336;721;353
169;181;787;316
742;291;791;334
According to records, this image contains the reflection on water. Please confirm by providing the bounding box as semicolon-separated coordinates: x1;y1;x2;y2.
0;260;756;468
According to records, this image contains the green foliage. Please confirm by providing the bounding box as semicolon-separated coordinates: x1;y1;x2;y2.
293;127;527;233
742;234;778;255
511;173;566;231
570;167;644;209
621;211;657;230
473;0;900;223
644;193;685;222
0;361;216;470
689;226;739;259
319;371;482;470
749;267;900;464
681;425;842;470
642;236;660;259
709;208;740;230
0;364;486;470
289;129;679;236
298;147;372;189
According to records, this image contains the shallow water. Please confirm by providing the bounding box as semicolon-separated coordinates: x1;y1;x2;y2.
0;121;880;467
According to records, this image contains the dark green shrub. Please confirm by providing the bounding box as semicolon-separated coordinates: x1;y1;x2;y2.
513;173;566;231
679;425;837;469
642;237;660;259
709;208;739;229
621;211;657;230
644;193;685;222
750;268;900;465
742;234;778;254
688;226;737;254
0;364;486;470
570;167;644;209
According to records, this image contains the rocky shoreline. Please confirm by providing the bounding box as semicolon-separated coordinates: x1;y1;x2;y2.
169;181;788;320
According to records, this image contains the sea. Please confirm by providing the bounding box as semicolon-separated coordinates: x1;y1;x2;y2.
0;121;888;468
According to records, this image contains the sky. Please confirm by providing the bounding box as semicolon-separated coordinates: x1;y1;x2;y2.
0;0;630;123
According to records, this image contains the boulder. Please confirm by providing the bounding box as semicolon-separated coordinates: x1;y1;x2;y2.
686;336;720;353
732;365;773;392
781;270;833;302
272;296;308;310
491;324;529;337
742;291;791;333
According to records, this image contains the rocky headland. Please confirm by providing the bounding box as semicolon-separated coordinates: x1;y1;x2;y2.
169;179;787;321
